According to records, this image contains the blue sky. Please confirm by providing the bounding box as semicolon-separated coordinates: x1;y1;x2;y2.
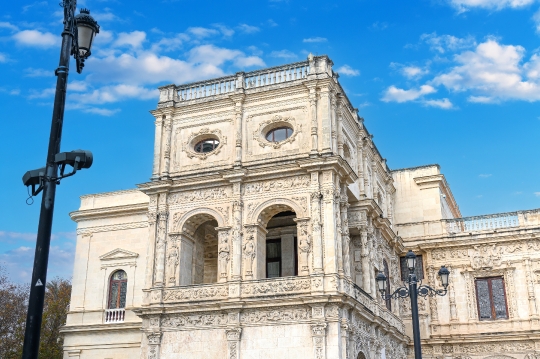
1;0;539;283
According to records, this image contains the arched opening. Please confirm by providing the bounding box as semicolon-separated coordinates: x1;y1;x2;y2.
357;352;367;359
177;213;220;285
108;270;127;309
343;144;351;163
265;210;298;278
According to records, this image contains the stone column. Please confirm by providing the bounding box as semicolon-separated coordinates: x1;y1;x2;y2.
336;96;344;157
243;223;267;280
226;328;242;359
340;320;350;359
161;115;172;177
178;232;195;286
311;191;323;273
165;233;179;287
427;266;439;323
335;190;344;275
322;171;339;274
525;258;539;317
448;266;458;321
357;139;365;196
311;323;327;359
319;88;332;154
360;227;371;294
295;218;311;275
340;194;351;278
153;208;168;286
217;227;232;282
146;332;162;359
152;117;163;180
307;83;319;156
231;201;243;280
331;93;338;154
231;93;245;167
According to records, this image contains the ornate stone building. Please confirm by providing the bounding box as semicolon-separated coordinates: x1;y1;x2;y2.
61;55;540;359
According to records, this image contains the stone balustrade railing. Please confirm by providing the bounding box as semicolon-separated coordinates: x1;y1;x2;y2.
152;275;404;334
396;208;540;240
158;60;311;103
105;308;125;323
446;212;519;234
243;62;310;89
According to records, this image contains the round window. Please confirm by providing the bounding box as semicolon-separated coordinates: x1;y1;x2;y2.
194;138;219;153
266;127;293;143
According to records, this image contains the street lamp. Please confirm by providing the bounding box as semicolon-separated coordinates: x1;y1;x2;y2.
375;250;450;359
20;1;99;358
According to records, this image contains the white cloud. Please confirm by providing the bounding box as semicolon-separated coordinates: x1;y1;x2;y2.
336;65;360;76
238;24;260;34
479;173;493;177
0;21;19;32
433;39;540;101
468;95;496;103
69;84;157;104
403;66;429;78
188;27;219;38
270;50;297;59
24;68;51;77
421;32;476;53
114;31;146;49
423;98;454;109
214;24;235;37
0;53;8;63
382;85;437;102
303;37;327;43
448;0;534;11
534;8;540;33
83;107;121;116
13;30;58;48
535;192;540;197
28;87;56;99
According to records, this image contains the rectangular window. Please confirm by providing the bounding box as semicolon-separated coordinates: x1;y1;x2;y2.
400;255;424;281
266;239;282;278
475;277;508;320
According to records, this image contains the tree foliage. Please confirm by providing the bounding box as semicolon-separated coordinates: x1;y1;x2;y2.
0;265;71;359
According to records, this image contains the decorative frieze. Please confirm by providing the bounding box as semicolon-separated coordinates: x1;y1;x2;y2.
244;175;310;194
163;284;228;302
240;306;311;323
168;187;230;204
161;313;228;328
241;277;311;296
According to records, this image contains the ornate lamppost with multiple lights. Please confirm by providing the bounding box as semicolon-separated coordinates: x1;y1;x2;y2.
21;2;99;358
375;250;450;359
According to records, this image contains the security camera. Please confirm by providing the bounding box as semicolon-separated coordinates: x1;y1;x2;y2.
22;167;46;196
55;150;93;177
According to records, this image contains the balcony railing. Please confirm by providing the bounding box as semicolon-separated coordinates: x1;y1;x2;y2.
105;308;125;323
446;212;519;234
158;60;311;103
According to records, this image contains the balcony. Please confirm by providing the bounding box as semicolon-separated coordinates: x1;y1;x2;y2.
396;208;540;240
105;308;125;323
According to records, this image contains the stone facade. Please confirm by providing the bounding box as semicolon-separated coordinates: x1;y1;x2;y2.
61;55;540;359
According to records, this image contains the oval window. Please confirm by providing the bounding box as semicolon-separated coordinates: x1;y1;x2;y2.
194;138;219;153
266;127;293;142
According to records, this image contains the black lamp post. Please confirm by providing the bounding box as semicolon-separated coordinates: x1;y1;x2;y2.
375;250;450;359
21;1;98;358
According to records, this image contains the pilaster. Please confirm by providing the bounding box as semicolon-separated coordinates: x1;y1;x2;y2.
226;327;242;359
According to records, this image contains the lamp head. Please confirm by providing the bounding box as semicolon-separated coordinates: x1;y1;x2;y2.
438;265;450;288
22;167;46;187
75;8;99;58
375;272;387;293
405;250;417;273
54;150;93;170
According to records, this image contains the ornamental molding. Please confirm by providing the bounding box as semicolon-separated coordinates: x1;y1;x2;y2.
160;312;228;328
168;187;231;204
241;277;311;297
76;221;148;235
245;103;307;121
173;117;233;129
99;248;139;261
240;306;312;324
244;175;310;195
252;115;301;149
181;127;227;160
163;284;229;302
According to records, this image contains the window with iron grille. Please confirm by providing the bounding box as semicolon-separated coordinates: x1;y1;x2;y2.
475;276;508;320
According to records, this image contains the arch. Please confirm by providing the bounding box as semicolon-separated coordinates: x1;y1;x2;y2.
174;207;225;234
249;198;306;225
356;352;367;359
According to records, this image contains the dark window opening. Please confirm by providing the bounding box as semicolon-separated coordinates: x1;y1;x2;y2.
194;138;219;153
108;270;127;309
475;277;509;320
266;127;293;142
266;239;282;278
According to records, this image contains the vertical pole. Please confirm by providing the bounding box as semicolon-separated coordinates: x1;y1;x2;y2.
409;274;423;359
22;3;74;358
